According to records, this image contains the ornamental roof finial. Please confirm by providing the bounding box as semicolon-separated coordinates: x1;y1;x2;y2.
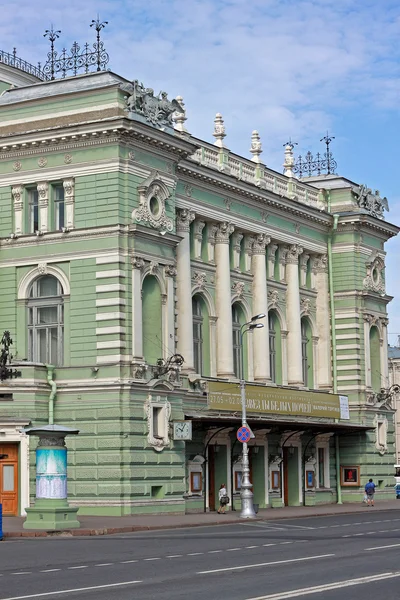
250;130;262;163
173;96;188;134
213;113;226;148
283;139;297;177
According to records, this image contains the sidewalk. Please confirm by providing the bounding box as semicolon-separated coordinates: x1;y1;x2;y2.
2;500;400;538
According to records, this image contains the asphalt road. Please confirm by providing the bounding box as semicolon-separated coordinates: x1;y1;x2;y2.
1;509;400;599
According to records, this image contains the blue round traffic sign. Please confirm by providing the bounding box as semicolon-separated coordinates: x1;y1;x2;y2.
237;426;251;443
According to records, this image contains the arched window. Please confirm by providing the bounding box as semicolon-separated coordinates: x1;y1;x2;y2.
192;295;211;377
142;275;162;365
232;303;247;379
301;318;314;388
370;326;381;392
268;311;282;384
193;296;203;375
28;275;64;365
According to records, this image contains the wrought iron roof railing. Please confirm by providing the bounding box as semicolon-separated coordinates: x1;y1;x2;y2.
0;48;47;81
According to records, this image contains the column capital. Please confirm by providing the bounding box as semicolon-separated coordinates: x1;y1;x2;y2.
176;208;195;232
268;243;278;258
63;178;75;201
232;231;244;250
11;184;24;208
252;233;271;255
299;252;310;270
37;181;49;206
215;221;234;243
131;256;146;270
286;244;303;264
193;220;206;239
313;254;328;273
165;264;177;278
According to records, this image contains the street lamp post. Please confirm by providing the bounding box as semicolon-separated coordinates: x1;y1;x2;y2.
239;313;266;519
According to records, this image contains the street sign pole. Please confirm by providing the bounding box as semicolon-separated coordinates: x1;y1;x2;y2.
239;378;256;519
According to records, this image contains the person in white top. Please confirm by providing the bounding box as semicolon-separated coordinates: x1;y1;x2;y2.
218;483;228;514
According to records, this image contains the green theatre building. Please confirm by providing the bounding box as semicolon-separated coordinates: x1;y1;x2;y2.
0;50;398;518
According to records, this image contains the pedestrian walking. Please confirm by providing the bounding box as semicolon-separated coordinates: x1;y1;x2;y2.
217;483;229;514
365;478;376;506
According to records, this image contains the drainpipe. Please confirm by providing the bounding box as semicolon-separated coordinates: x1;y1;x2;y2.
46;364;57;426
326;190;342;503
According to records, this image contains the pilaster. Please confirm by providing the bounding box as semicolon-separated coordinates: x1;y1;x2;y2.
314;254;332;389
176;209;196;372
37;182;49;233
63;178;75;230
12;184;24;235
131;256;145;360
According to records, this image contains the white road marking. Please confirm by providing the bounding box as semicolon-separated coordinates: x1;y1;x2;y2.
208;550;223;553
245;546;259;549
166;554;182;558
198;554;334;575
40;570;61;573
226;548;241;551
120;560;138;564
144;558;161;561
187;552;203;556
0;580;142;600
67;566;87;570
94;563;113;566
365;543;400;551
11;573;31;576
245;571;400;600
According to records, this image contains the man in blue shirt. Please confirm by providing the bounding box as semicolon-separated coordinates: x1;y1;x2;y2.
365;479;376;506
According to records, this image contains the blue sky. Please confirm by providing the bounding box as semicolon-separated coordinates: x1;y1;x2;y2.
2;0;400;340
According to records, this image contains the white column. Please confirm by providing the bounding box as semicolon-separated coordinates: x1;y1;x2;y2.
131;256;145;360
381;318;389;389
176;209;196;371
164;265;177;358
251;234;271;382
63;178;75;230
286;244;304;386
314;254;332;389
12;185;24;236
37;182;49;233
215;221;235;377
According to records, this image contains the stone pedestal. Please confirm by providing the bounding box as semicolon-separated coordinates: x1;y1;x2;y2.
305;492;316;506
270;495;284;508
23;424;80;530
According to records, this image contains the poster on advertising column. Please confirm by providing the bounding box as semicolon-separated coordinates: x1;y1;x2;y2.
207;382;349;420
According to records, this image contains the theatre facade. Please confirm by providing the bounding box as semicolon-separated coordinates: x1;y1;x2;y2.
0;53;398;517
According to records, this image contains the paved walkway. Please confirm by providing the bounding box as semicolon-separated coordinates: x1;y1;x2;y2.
2;500;400;538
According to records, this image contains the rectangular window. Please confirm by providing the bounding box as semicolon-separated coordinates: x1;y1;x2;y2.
28;188;39;233
318;447;325;488
54;185;65;230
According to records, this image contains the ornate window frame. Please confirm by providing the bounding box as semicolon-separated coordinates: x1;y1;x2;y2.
132;172;173;232
144;394;171;452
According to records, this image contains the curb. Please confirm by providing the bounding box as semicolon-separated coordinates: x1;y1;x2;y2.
3;506;399;539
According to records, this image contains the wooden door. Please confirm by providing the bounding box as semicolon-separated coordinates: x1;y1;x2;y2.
0;443;18;516
208;446;216;511
283;447;289;506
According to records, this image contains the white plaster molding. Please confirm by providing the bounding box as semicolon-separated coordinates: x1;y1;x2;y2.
18;264;70;299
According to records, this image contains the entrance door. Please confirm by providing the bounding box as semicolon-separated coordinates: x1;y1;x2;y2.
283;447;289;506
0;443;18;516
